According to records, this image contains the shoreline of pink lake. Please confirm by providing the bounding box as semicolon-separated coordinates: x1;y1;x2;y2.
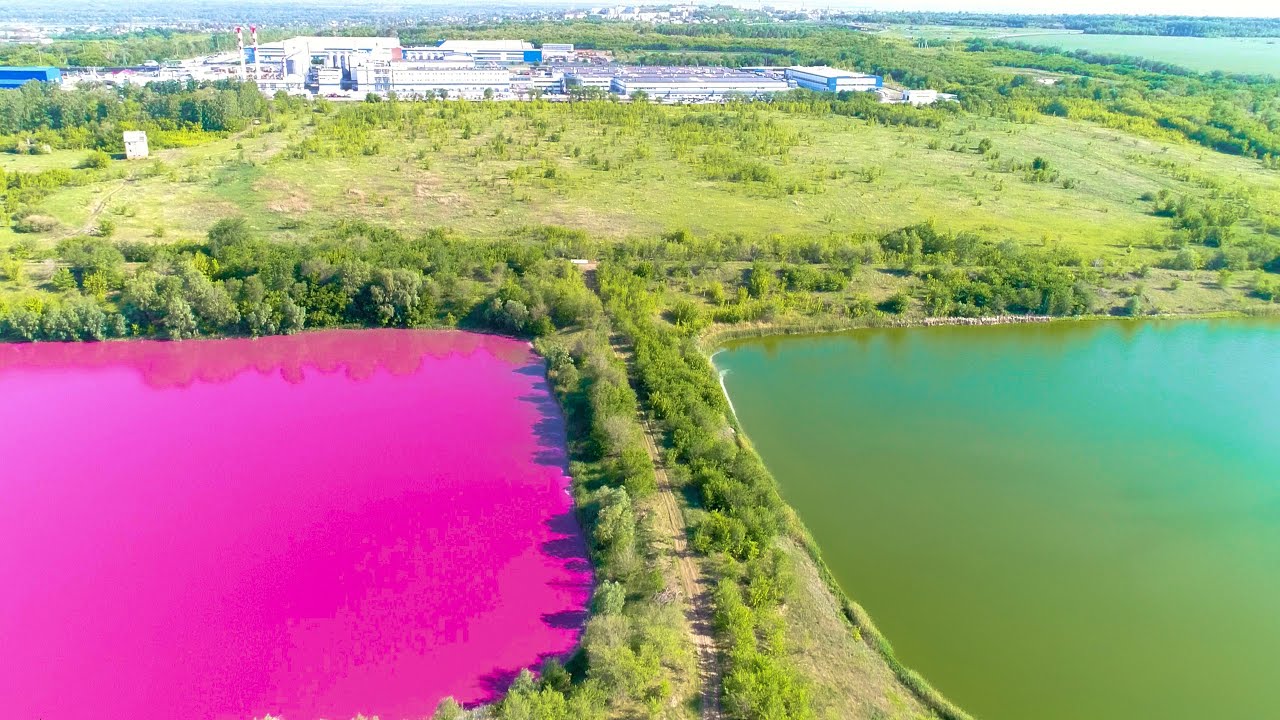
0;329;593;720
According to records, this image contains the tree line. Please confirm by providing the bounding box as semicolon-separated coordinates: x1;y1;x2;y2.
0;79;278;146
0;28;287;68
964;42;1280;161
0;219;602;342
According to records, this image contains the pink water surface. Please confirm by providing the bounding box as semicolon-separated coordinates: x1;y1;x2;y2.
0;330;592;720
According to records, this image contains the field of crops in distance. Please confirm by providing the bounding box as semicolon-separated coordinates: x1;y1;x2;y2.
1016;33;1280;76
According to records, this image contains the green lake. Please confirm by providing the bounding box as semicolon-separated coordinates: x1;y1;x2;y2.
713;319;1280;720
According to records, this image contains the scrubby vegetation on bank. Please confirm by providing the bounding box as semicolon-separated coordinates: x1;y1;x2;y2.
2;213;1277;343
600;262;814;718
469;304;699;720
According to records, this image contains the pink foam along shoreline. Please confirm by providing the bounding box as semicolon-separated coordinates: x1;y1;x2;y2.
0;329;592;720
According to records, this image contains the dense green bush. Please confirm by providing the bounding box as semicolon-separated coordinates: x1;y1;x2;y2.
78;150;111;170
0;220;611;342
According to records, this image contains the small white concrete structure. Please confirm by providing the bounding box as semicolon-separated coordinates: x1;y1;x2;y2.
123;130;149;159
904;89;939;106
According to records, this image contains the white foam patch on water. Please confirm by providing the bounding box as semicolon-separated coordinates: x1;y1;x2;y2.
709;349;738;421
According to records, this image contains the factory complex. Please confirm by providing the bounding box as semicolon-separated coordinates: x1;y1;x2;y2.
188;32;948;103
229;35;814;101
3;33;949;106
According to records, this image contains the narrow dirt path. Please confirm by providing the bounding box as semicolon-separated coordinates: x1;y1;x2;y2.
582;266;724;719
634;402;724;720
55;177;132;241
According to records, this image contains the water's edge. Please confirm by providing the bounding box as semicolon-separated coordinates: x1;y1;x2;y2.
704;319;990;720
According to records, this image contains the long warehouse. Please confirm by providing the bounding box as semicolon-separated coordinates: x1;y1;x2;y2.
612;74;789;100
785;65;882;93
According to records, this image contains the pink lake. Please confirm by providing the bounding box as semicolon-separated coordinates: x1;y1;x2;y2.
0;329;592;720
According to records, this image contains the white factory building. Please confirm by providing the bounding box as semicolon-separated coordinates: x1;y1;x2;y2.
511;68;566;96
434;40;537;64
251;36;401;78
230;35;888;103
541;43;576;61
902;89;938;105
785;66;882;93
398;49;475;65
612;74;790;101
350;62;512;98
247;36;551;96
874;87;955;106
564;66;619;91
311;67;344;94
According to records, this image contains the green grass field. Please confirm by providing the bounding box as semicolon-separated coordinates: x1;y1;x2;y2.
1013;33;1280;76
7;101;1278;269
0;149;85;172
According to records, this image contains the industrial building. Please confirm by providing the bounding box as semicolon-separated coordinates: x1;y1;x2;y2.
612;73;789;101
532;69;565;94
434;40;538;64
310;67;345;95
0;66;61;89
540;43;576;61
511;68;566;96
903;89;938;106
561;65;797;101
875;87;954;106
350;63;512;98
400;48;473;64
61;31;913;106
251;36;401;79
231;36;578;97
785;66;882;93
564;66;619;91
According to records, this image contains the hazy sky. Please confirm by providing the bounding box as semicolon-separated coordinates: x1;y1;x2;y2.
752;0;1280;17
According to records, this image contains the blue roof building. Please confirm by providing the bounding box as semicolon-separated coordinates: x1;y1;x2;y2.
0;66;62;90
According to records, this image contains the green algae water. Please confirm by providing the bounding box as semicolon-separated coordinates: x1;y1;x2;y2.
714;320;1280;720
